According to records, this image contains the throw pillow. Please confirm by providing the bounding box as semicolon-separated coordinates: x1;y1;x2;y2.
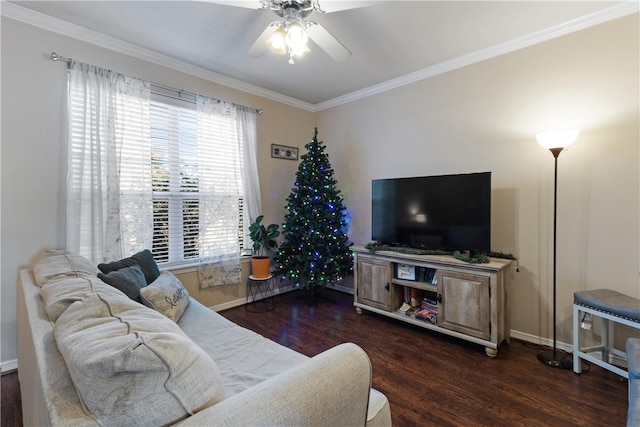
54;293;225;426
140;271;190;322
98;249;161;284
98;264;147;302
31;249;99;288
39;274;125;322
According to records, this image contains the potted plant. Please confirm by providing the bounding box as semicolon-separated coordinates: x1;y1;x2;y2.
248;215;280;279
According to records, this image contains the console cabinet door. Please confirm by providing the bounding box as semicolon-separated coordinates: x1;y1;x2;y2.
356;256;393;311
438;270;490;340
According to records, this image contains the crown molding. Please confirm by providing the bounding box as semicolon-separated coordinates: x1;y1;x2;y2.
315;1;640;111
0;2;316;112
2;1;637;113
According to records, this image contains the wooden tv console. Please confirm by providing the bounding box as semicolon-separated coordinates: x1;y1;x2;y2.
352;246;514;357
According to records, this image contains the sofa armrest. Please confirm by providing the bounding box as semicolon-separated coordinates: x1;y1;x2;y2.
175;342;372;427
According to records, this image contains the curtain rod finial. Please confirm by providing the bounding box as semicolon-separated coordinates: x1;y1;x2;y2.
51;52;71;63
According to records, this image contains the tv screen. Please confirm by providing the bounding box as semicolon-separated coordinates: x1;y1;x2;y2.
372;172;491;252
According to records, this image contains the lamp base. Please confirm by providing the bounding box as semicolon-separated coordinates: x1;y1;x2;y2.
537;350;571;369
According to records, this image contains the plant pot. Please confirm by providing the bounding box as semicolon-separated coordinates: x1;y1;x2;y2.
251;256;271;279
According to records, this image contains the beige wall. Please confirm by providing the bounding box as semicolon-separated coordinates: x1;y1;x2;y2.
0;17;313;364
1;12;638;366
316;14;639;346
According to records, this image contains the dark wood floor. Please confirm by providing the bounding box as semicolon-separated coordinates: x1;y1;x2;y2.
2;288;628;426
1;368;22;427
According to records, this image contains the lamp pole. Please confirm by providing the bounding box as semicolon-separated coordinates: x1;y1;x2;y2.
536;130;578;369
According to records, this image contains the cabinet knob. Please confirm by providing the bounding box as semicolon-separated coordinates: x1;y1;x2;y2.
437;293;442;303
385;283;390;291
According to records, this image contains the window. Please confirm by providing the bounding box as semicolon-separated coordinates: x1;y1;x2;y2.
148;96;245;265
65;62;257;270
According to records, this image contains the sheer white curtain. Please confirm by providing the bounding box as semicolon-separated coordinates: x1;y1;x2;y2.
237;108;262;239
196;99;260;288
66;62;151;263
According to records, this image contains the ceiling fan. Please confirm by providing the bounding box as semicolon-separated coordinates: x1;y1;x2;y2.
211;0;384;64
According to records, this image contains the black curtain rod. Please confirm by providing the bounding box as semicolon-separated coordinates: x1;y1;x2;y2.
50;52;263;115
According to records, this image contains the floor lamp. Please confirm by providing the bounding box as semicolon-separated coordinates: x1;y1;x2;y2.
536;129;579;368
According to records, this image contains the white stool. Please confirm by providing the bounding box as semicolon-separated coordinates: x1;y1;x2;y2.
573;289;640;379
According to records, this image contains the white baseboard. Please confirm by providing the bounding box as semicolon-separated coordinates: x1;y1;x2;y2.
328;283;354;294
1;359;18;373
209;284;298;312
209;283;352;312
510;329;573;353
509;329;627;369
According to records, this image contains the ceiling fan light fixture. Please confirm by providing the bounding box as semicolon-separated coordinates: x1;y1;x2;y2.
285;21;308;51
251;0;350;64
266;28;287;54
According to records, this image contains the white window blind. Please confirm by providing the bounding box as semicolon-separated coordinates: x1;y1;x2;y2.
149;96;245;265
150;100;199;263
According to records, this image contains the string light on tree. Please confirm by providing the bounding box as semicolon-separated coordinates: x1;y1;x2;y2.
275;128;353;302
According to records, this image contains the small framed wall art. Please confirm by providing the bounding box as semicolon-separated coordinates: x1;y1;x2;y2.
271;144;298;160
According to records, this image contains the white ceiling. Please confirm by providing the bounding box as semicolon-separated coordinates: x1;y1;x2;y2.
5;1;637;109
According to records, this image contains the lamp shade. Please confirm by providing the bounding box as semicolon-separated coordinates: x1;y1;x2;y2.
536;129;579;150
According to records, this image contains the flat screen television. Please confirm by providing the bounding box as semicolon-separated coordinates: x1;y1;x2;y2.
372;172;491;252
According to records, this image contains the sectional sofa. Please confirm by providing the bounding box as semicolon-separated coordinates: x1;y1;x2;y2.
17;249;391;426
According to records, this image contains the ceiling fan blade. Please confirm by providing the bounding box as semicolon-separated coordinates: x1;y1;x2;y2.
315;0;391;13
200;1;264;9
248;25;278;56
200;1;392;13
306;23;351;62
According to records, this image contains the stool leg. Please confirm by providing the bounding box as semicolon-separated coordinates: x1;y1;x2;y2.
573;304;581;374
602;317;610;364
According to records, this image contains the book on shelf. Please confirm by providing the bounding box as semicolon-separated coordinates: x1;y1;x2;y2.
414;308;437;323
396;302;416;317
410;287;422;307
413;298;438;323
403;286;411;304
397;302;411;313
425;268;437;284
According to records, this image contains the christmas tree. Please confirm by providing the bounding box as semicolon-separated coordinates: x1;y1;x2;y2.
276;128;353;300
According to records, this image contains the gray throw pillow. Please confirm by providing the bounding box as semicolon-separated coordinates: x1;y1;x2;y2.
98;264;147;302
140;271;190;322
98;249;160;284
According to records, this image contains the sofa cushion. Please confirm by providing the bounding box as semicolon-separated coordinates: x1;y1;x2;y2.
98;249;161;285
178;297;310;396
54;293;225;426
140;271;190;322
39;274;126;322
98;264;147;302
31;249;99;287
